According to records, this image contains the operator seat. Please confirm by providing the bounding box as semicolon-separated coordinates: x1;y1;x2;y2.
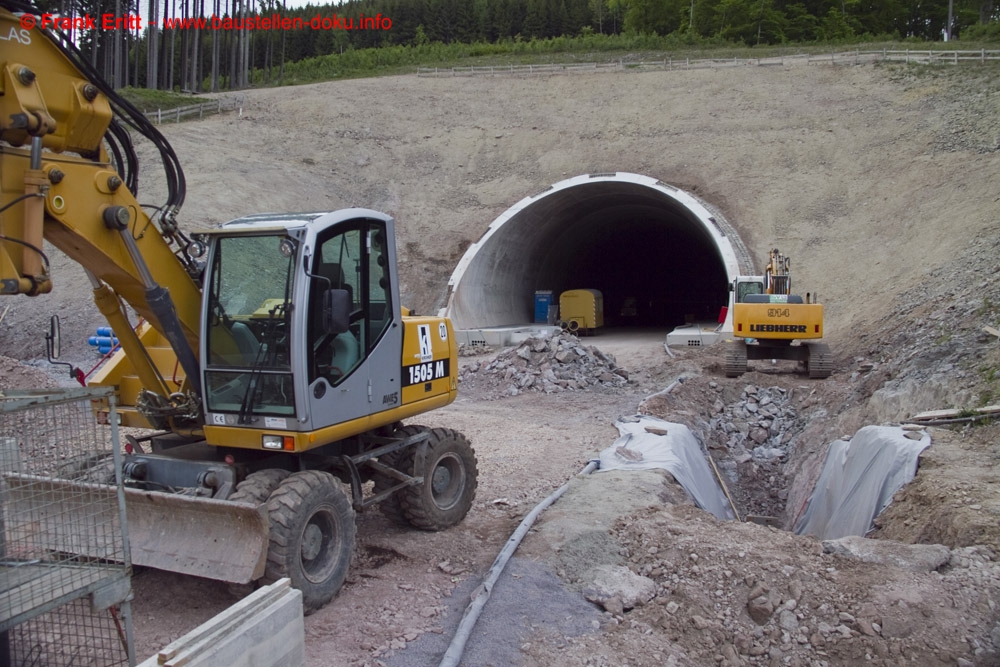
329;332;361;377
231;322;260;363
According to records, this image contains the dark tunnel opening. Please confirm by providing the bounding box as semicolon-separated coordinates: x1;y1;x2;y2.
446;174;746;333
542;213;730;328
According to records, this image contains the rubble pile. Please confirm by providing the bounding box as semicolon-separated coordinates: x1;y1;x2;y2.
673;382;810;521
570;505;1000;667
709;384;801;465
459;332;629;398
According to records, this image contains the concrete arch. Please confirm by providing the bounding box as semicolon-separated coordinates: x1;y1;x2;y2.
444;173;754;336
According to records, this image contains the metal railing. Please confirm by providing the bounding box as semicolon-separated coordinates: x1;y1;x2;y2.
417;49;1000;77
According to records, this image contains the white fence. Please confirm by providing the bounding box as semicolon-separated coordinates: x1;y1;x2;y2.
809;48;1000;65
417;49;1000;77
145;94;245;124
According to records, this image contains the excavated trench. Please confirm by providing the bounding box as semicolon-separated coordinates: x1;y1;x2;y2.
444;173;754;333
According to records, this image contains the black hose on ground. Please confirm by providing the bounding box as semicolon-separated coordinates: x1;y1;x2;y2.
438;460;599;667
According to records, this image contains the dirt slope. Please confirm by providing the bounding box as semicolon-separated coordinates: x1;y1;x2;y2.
2;61;998;367
2;60;1000;666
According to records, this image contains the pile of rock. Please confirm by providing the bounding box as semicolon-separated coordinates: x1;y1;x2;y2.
687;383;808;520
709;384;800;463
593;505;1000;667
459;332;629;397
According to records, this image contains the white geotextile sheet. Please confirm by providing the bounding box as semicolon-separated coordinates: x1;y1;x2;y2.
597;416;736;521
793;425;931;540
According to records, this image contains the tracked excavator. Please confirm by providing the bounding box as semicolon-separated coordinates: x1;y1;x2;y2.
0;0;477;613
723;248;833;379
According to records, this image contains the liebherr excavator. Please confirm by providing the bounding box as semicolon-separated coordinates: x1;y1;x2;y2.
724;248;833;379
0;0;476;612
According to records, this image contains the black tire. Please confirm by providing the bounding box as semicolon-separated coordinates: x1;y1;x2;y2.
372;425;426;525
229;468;290;504
227;469;292;599
398;428;477;531
261;471;356;614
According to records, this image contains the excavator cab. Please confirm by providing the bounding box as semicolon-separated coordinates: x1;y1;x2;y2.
197;210;423;450
733;276;765;304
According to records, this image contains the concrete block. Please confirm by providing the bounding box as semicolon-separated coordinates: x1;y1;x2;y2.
138;578;304;667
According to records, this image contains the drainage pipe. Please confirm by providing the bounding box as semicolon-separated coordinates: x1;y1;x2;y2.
438;459;599;667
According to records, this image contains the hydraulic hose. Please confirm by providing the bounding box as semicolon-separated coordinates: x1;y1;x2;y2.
438;459;599;667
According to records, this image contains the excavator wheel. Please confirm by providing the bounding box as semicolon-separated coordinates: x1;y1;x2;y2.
262;470;356;614
372;425;426;525
230;468;291;504
227;468;292;598
807;342;833;379
724;340;748;378
397;428;478;531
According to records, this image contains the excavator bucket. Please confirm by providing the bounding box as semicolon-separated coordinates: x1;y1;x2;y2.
3;474;270;584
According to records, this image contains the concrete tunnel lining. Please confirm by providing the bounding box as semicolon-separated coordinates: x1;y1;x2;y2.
444;173;753;335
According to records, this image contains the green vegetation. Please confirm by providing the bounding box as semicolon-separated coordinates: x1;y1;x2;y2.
980;361;1000;406
964;20;1000;41
259;33;1000;86
41;0;999;92
117;87;202;113
976;296;999;320
265;0;996;57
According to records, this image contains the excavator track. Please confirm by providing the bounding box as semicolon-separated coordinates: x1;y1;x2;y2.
806;342;833;379
724;340;748;378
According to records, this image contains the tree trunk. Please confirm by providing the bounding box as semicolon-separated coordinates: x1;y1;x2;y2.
980;0;994;24
189;0;201;92
242;2;251;88
148;0;159;89
168;0;176;91
179;0;189;91
278;0;286;81
211;0;220;90
230;0;240;88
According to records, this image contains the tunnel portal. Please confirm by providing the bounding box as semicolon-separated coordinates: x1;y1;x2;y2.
444;173;753;333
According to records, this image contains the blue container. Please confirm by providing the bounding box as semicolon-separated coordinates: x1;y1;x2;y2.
534;291;554;324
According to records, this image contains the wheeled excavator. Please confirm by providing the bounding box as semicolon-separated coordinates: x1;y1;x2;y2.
0;0;476;613
723;248;833;379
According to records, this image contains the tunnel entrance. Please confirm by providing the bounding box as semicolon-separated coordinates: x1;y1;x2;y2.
444;173;754;336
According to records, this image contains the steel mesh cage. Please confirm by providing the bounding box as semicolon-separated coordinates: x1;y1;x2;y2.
0;388;134;666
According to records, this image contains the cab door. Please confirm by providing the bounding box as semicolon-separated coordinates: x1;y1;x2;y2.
304;216;401;430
